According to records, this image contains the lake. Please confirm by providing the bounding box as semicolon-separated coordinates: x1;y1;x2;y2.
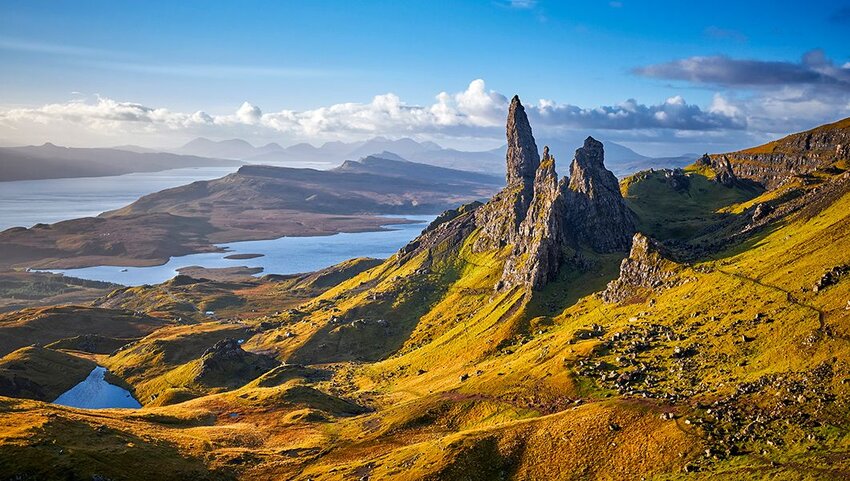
53;366;142;409
42;215;434;286
0;166;239;230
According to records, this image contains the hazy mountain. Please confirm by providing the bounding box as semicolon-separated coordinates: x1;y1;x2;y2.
0;143;242;182
333;152;503;185
173;135;691;178
176;137;264;159
110;144;159;154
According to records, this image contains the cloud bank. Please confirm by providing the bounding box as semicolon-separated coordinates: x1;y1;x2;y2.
634;49;850;90
0;79;744;148
4;47;849;154
634;50;850;135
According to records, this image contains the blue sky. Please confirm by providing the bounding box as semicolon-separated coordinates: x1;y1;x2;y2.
1;0;848;155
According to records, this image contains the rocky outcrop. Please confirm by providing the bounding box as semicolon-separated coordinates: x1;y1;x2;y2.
713;156;740;187
402;96;637;293
601;233;679;303
495;137;636;291
422;201;482;234
708;117;850;189
813;265;849;293
564;137;636;253
397;201;481;266
665;168;690;192
196;338;278;387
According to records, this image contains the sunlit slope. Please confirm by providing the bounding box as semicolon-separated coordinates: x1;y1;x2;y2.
622;167;761;242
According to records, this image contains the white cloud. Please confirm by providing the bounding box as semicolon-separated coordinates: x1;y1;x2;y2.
507;0;537;8
0;79;799;152
235;102;262;124
634;51;850;135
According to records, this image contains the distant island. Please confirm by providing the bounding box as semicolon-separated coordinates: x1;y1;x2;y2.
0;143;242;182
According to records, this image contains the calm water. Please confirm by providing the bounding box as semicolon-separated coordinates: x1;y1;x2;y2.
53;366;142;409
0;166;238;230
43;215;434;286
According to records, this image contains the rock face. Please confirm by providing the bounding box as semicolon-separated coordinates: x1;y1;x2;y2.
505;95;541;187
708;117;850;189
499;147;568;290
713;156;740;188
601;233;679;303
564;137;636;253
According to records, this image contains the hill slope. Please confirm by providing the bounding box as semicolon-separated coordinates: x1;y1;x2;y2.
707;116;850;188
1;104;850;480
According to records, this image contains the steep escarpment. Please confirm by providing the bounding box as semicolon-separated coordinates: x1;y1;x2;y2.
708;116;850;189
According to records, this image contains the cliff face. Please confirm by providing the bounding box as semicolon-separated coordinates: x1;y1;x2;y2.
708;117;850;189
473;96;540;251
499;147;568;290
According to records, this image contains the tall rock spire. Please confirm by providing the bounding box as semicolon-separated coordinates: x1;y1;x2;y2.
473;95;541;251
505;95;540;187
472;105;635;293
498;147;567;291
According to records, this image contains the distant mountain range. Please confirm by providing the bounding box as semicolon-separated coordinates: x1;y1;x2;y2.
167;135;695;178
1;135;696;183
0;143;242;182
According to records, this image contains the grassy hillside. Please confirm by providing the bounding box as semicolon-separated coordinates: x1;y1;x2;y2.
622;167;761;242
0;306;169;357
2;124;850;479
0;347;95;401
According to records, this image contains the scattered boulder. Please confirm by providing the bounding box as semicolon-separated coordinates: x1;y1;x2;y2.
813;265;849;292
751;203;774;222
665;168;690;192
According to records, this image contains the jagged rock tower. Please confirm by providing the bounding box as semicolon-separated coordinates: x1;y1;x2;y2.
401;95;635;294
477;96;636;292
